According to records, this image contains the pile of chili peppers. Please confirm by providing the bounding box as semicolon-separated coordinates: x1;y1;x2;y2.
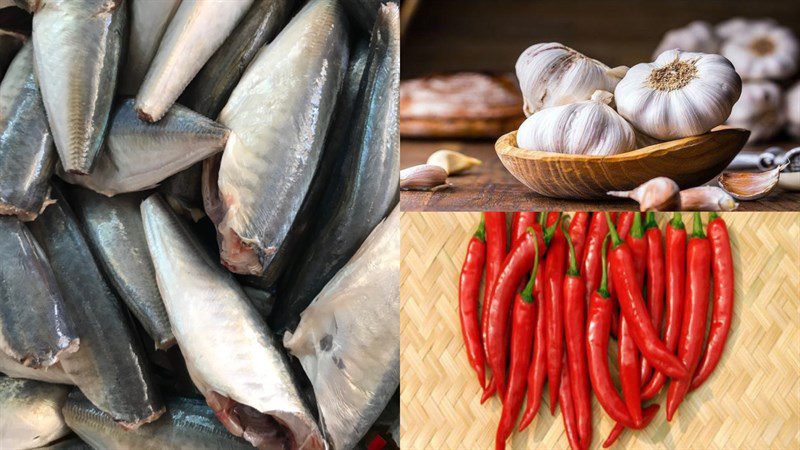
458;211;735;449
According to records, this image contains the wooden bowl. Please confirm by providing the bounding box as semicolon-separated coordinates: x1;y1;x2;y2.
495;126;750;199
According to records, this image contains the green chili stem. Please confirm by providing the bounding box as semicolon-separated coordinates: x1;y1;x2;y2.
669;212;685;230
563;218;579;277
475;215;486;242
692;212;705;238
604;212;622;248
521;235;540;303
598;234;611;297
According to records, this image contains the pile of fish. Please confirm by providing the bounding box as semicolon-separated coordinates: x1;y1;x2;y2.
0;0;399;449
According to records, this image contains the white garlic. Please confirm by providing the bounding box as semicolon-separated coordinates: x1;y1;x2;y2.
515;42;628;116
653;21;720;59
715;17;777;41
615;50;742;140
516;90;636;156
726;81;786;143
786;82;800;138
721;23;799;80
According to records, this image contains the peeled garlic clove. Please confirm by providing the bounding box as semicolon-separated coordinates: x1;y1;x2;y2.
517;90;636;156
679;186;739;211
515;42;626;117
726;81;786;143
426;150;481;175
786;82;800;139
719;165;783;200
615;49;742;141
721;23;799;81
400;164;450;191
608;177;681;211
653;21;720;59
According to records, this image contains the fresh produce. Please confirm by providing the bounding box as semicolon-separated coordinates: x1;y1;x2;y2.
458;217;487;388
652;21;720;57
482;212;510;395
544;215;567;412
726;81;786;143
721;22;799;80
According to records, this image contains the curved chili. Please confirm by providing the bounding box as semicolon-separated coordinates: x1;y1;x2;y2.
640;212;665;385
459;217;487;388
691;212;734;391
619;213;646;424
481;212;508;363
602;404;660;448
666;213;711;421
642;213;686;400
518;275;548;431
544;214;566;413
558;353;582;450
512;212;537;245
582;212;613;302
605;213;688;379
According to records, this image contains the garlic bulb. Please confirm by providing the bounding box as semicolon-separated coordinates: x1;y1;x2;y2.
786;82;800;138
726;81;785;143
615;49;742;140
721;23;799;80
515;43;628;116
715;18;777;41
516;90;636;156
653;21;720;59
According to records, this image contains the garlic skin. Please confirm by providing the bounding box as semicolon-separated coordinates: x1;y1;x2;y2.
786;82;800;138
516;90;636;156
715;18;777;41
615;50;742;140
721;23;799;80
726;81;786;143
515;43;628;117
653;21;720;59
400;164;449;191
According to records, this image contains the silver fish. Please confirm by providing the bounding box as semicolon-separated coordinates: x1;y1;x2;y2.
341;0;384;32
28;184;164;429
57;99;229;197
0;28;25;79
135;0;254;122
141;194;323;450
32;0;126;175
159;163;206;222
0;377;71;450
0;216;78;368
66;187;175;350
210;0;349;276
0;41;55;222
284;207;399;450
0;352;73;385
117;0;181;96
38;436;91;450
64;392;253;450
182;0;295;118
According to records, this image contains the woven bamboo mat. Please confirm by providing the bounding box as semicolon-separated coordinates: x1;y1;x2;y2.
400;212;800;449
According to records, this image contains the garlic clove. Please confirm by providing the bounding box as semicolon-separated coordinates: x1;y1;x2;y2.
400;164;450;191
679;186;739;211
718;165;784;200
607;177;681;211
426;149;482;175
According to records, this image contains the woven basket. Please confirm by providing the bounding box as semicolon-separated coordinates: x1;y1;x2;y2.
400;212;800;449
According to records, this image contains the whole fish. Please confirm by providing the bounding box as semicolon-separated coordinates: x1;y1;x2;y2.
273;4;400;331
117;0;181;96
182;0;294;118
66;187;175;350
0;28;25;79
32;0;126;175
284;207;400;450
0;42;56;221
0;352;73;385
0;217;78;368
28;184;164;429
58;99;229;197
135;0;254;122
0;377;71;450
159;164;205;222
64;392;253;450
141;194;323;450
209;0;349;277
341;0;386;32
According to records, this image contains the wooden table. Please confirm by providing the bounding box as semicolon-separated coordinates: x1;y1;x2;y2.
400;139;800;211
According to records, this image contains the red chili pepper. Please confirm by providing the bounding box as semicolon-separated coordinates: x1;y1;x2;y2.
666;213;711;421
496;246;540;449
562;221;591;447
606;212;633;314
546;211;560;227
605;213;688;379
640;212;665;385
512;212;537;245
691;212;734;391
602;404;660;448
481;213;508;393
582;212;613;302
459;217;487;389
568;212;589;270
517;280;547;430
544;214;567;414
486;222;556;398
558;353;582;450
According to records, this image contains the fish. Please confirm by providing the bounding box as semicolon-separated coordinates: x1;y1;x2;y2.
32;0;126;175
117;0;181;96
182;0;295;119
159;163;206;222
0;42;56;222
0;216;78;369
57;99;229;197
207;0;349;277
65;187;175;350
283;207;400;450
341;0;385;32
141;194;324;450
38;436;92;450
0;28;25;79
272;4;400;331
27;184;165;429
134;0;254;122
0;377;71;450
0;352;73;385
64;391;254;450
